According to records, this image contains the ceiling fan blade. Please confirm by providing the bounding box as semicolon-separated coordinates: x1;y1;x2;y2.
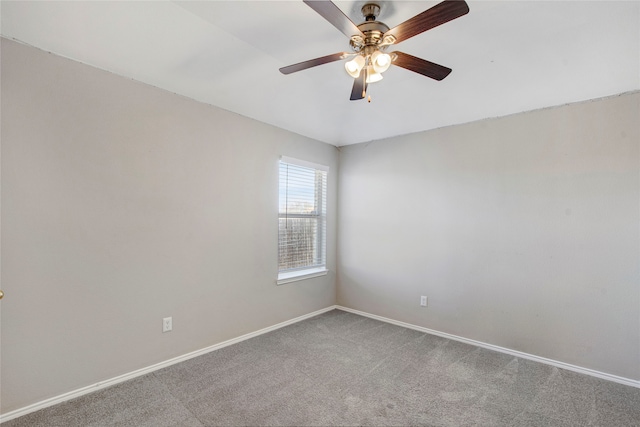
392;51;452;81
385;0;469;44
279;52;349;75
304;0;365;39
349;68;368;101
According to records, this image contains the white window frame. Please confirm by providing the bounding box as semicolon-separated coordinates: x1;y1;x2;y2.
277;156;328;285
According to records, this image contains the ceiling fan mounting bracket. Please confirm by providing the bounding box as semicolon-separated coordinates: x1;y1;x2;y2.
361;3;381;21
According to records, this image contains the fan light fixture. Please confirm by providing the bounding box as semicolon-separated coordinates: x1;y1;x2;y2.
365;65;383;83
344;55;365;78
345;50;390;83
371;50;391;73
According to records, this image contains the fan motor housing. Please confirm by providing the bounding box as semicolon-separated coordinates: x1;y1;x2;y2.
350;20;390;51
358;21;389;44
357;3;389;47
345;3;389;50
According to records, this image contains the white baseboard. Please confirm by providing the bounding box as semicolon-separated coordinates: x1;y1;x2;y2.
4;304;638;423
0;305;338;424
335;305;640;389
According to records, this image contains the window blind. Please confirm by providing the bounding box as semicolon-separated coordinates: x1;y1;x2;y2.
278;158;327;273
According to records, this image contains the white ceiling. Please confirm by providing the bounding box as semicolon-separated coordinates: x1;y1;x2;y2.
1;1;638;146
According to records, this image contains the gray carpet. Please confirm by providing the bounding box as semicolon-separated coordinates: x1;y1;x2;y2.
4;309;640;426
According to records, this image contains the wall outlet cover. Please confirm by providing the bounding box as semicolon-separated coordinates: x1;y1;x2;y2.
163;317;172;332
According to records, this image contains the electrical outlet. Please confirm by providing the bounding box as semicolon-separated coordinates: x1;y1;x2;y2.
163;317;172;333
420;296;428;307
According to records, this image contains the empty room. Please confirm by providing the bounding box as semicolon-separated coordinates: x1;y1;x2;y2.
1;0;639;426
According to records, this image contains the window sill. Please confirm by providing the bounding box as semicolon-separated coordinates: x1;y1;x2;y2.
277;267;328;285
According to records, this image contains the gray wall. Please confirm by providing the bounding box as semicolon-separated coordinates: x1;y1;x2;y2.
2;35;639;415
337;92;640;380
0;38;338;413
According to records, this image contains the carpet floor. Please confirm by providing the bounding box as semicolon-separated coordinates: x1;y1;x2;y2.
4;309;640;426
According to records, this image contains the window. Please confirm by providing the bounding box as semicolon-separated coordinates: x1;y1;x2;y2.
277;156;328;284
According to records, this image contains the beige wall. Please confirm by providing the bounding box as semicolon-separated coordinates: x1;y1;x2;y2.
337;91;640;380
0;38;338;413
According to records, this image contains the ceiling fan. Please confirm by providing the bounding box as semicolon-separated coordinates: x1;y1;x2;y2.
279;0;469;101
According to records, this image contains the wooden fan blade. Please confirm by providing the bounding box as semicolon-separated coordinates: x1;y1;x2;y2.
304;0;365;39
385;0;469;44
349;68;367;101
392;51;452;80
279;52;348;75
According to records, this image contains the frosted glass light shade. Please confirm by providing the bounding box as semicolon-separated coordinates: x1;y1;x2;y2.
365;66;383;83
371;51;391;73
345;55;365;78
